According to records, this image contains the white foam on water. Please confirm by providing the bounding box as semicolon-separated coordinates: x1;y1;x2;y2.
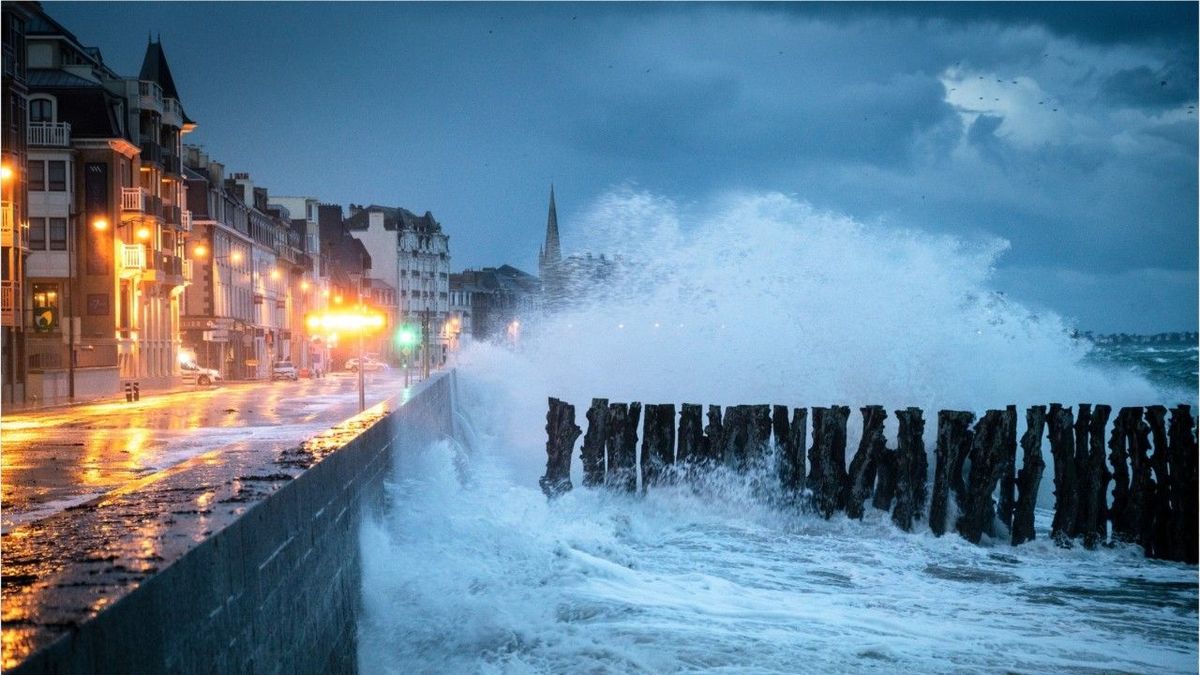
359;191;1197;673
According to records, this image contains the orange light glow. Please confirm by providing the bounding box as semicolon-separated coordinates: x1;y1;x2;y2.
270;268;281;280
136;226;152;241
300;281;310;291
305;309;387;334
0;165;12;182
92;217;109;231
194;244;208;257
231;251;243;263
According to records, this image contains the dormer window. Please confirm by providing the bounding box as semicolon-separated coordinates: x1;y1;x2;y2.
29;97;53;123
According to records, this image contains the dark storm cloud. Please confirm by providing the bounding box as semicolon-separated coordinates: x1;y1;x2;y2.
41;1;1197;331
774;2;1198;47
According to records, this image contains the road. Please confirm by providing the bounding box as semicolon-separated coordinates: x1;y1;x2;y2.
0;370;411;532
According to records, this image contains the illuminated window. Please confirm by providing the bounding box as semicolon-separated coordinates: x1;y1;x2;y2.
32;283;60;311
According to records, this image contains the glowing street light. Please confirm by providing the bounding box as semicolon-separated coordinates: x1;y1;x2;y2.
306;308;387;411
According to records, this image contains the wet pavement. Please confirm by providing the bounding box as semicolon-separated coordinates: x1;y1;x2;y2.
0;369;429;669
1;371;410;532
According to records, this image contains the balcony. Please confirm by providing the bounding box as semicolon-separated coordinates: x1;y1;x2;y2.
1;203;24;249
27;122;71;147
180;209;192;232
164;205;181;226
140;140;163;166
162;152;182;176
162;98;183;128
182;259;193;283
138;80;163;112
122;187;146;212
120;244;146;277
1;280;17;326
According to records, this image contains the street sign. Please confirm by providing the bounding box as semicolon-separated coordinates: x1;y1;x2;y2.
202;329;229;343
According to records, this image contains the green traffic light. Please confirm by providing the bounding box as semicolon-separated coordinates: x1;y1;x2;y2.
396;326;418;347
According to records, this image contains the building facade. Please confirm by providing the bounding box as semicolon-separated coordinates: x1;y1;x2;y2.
1;2;31;403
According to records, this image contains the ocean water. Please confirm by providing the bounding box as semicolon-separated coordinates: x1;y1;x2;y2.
359;192;1197;674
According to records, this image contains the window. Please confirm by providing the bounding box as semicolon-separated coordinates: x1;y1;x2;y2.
29;98;52;123
28;217;45;250
48;161;66;191
49;218;67;250
29;160;44;191
32;283;59;311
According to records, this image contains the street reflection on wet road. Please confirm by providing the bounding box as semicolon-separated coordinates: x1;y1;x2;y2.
1;372;405;531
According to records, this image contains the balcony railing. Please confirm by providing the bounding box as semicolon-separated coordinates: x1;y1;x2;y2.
140;141;163;166
162;98;183;127
163;153;182;175
138;80;163;111
180;209;192;232
121;244;146;274
182;259;193;283
27;121;71;147
122;187;145;212
1;280;16;313
1;203;16;248
164;205;181;226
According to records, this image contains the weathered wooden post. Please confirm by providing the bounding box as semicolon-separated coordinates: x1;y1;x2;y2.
996;406;1018;533
580;398;609;488
1107;407;1132;542
846;406;886;520
930;410;974;537
773;406;808;498
540;397;581;498
1145;405;1172;559
1070;403;1093;540
677;403;703;467
1012;405;1047;546
892;407;927;532
721;405;751;471
808;406;850;519
957;409;1010;543
605;402;639;493
703;405;724;465
1127;408;1155;554
872;443;898;513
1047;403;1078;546
1078;404;1112;549
748;405;772;470
641;404;676;489
1167;405;1197;564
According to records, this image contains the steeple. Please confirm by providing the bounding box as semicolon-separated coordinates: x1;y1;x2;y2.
542;184;561;266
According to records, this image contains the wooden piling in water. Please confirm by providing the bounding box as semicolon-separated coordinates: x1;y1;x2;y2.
808;406;850;519
748;405;772;469
1047;404;1078;546
957;409;1011;543
539;397;581;498
846;406;886;520
930;410;974;537
605;402;639;492
1146;405;1172;559
1167;405;1197;564
1012;405;1047;546
1107;407;1133;543
1078;404;1112;549
580;398;609;488
677;403;703;466
641;404;677;489
703;405;723;465
996;406;1018;534
892;407;927;532
1127;408;1155;553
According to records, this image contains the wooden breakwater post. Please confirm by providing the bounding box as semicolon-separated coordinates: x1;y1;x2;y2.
929;410;974;536
539;397;581;498
605;402;641;492
892;407;928;532
641;404;677;489
1011;405;1047;545
846;406;886;519
808;406;850;519
580;398;608;488
544;398;1198;563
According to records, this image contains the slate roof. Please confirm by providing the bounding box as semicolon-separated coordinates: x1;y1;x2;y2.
343;205;443;233
139;40;181;100
33;86;126;138
25;69;97;88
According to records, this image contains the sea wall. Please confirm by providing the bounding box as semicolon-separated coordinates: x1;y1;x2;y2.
9;371;454;675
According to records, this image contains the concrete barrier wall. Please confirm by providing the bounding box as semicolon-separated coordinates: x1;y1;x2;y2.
13;371;455;675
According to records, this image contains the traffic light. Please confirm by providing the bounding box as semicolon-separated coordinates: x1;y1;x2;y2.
396;324;419;353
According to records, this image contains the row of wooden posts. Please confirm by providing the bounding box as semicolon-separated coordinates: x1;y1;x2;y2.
540;398;1198;563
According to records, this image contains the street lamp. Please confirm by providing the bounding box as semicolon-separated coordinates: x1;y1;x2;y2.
306;308;386;412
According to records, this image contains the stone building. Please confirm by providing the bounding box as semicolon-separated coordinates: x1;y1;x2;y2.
451;265;540;342
1;1;31;403
344;204;450;361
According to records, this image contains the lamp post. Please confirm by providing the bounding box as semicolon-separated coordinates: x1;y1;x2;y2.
306;307;385;412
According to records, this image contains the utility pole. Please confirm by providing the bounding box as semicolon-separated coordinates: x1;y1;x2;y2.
421;308;431;380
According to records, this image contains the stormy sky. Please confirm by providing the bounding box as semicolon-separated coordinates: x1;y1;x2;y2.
45;2;1198;332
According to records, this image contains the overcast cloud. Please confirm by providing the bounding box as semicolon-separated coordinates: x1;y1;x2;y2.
45;2;1197;332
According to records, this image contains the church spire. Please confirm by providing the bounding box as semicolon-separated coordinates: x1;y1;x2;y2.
543;184;561;265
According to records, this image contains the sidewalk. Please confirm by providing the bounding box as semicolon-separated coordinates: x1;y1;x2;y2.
0;376;257;416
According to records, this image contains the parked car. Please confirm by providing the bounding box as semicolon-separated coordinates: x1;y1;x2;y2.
181;360;223;386
344;356;389;372
271;361;298;381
